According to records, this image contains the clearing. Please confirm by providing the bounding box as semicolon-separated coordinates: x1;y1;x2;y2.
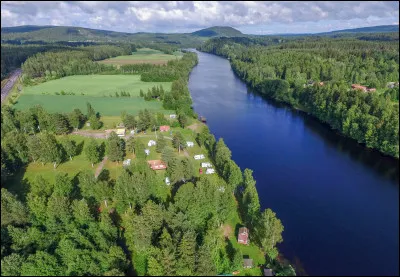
98;48;183;66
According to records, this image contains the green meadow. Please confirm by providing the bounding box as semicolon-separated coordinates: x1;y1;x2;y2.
14;75;173;115
98;48;183;66
21;75;172;97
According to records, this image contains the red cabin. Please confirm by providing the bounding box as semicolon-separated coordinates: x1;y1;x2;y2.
199;168;203;174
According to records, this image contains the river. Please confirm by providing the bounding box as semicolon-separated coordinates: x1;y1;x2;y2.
187;50;399;276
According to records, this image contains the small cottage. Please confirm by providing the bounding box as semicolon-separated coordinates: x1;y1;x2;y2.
144;149;150;156
169;114;177;119
243;258;253;269
238;227;249;245
147;160;167;170
116;128;125;137
165;177;170;185
148;140;156;147
159;125;170;132
122;159;131;167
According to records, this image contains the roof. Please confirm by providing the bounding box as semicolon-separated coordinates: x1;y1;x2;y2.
159;125;170;131
116;128;125;135
147;160;167;170
238;227;249;244
264;269;274;276
239;227;248;234
243;259;253;268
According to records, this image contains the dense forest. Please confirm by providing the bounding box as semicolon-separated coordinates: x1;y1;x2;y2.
1;43;137;81
199;35;399;158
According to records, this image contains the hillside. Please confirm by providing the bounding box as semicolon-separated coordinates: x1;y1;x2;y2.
191;26;243;37
1;25;244;47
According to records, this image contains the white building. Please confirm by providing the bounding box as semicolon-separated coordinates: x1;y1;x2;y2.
206;168;215;174
123;159;131;167
186;141;194;147
165;177;170;185
145;149;150;155
148;140;157;147
169;114;177;119
194;154;205;160
201;162;212;168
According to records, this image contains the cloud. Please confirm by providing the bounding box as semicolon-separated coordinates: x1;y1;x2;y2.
1;1;398;34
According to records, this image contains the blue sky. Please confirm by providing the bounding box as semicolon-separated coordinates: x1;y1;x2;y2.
1;1;398;34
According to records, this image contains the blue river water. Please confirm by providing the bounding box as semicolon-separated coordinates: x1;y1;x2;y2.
188;50;399;276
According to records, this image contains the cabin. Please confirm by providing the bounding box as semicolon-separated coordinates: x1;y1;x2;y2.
243;258;253;269
351;84;376;93
201;162;212;168
186;141;194;147
263;268;274;276
116;128;125;137
194;154;205;160
206;168;215;174
148;140;156;147
144;149;150;156
199;168;203;174
351;84;367;92
165;177;170;185
238;227;249;245
147;160;167;170
123;159;131;167
387;82;399;89
169;114;177;119
159;125;170;132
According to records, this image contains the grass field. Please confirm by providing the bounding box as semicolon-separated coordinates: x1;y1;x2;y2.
21;75;172;97
98;48;183;66
14;75;173;116
14;94;173;116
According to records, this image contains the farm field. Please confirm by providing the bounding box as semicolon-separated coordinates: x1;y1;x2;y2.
14;75;174;115
14;94;173;116
21;75;172;97
98;48;183;66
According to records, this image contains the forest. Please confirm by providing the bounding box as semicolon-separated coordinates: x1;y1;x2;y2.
1;40;293;275
1;103;293;276
199;35;399;158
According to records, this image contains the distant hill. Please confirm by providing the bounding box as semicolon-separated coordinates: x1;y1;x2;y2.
191;26;243;37
273;25;399;37
323;24;398;34
1;25;244;47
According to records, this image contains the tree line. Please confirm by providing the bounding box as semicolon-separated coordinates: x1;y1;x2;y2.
199;36;399;158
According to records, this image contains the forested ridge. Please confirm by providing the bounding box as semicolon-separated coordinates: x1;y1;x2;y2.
199;35;399;158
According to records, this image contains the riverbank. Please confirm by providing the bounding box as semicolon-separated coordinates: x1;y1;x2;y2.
197;42;399;159
187;49;399;276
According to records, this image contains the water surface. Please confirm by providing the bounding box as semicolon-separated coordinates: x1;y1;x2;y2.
188;50;399;276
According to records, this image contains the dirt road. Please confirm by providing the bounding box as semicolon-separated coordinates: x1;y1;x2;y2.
1;69;22;103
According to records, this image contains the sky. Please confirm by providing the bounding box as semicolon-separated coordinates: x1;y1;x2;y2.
1;1;399;35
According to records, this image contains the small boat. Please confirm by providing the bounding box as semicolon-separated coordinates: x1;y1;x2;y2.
200;116;207;123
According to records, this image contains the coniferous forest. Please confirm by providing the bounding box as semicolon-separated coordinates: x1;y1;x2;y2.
199;35;399;158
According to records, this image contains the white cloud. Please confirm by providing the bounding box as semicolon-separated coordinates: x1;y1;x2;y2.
1;1;398;34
